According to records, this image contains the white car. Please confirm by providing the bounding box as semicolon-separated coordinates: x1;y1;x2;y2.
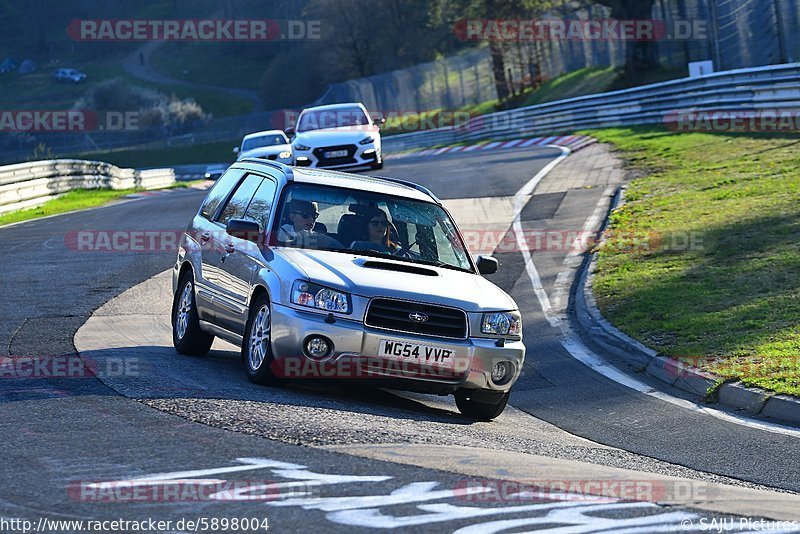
289;103;384;170
234;130;293;164
52;68;87;83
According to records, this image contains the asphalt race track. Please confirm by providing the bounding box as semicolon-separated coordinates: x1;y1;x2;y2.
1;146;799;532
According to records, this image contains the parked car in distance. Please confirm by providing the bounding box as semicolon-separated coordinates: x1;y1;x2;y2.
204;164;229;180
288;102;384;170
52;68;86;83
234;130;293;164
171;159;524;420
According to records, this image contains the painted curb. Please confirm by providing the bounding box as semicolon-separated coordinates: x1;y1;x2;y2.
384;135;597;160
572;187;800;427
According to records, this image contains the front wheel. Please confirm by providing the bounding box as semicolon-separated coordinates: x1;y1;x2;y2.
371;157;384;170
242;293;284;385
172;272;214;356
454;390;509;421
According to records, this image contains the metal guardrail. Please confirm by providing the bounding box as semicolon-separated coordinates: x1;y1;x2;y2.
382;63;800;153
0;159;175;215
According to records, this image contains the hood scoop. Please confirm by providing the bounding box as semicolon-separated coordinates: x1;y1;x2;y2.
361;260;439;277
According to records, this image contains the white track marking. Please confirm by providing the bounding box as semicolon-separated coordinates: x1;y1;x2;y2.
559;325;800;439
512;145;571;327
514;148;800;439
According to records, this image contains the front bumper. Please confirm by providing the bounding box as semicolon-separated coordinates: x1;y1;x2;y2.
269;303;524;393
295;144;381;169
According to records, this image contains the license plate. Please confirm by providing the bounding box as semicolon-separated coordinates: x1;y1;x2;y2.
324;149;348;158
378;339;456;368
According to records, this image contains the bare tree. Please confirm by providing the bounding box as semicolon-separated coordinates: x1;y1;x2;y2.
592;0;659;77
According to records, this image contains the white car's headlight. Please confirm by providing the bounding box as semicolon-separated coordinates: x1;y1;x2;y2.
358;136;374;145
294;144;310;151
291;280;351;314
279;151;292;159
481;311;521;336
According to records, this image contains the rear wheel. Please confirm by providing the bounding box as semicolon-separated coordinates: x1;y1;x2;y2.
242;293;284;385
172;272;214;356
454;390;509;421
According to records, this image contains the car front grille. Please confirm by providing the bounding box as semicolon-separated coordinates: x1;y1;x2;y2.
365;298;468;339
313;144;357;166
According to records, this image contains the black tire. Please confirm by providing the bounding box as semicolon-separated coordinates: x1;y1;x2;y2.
172;272;214;356
372;158;384;170
454;390;510;421
242;293;284;385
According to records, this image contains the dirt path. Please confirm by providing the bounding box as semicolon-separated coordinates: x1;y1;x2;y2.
122;40;264;112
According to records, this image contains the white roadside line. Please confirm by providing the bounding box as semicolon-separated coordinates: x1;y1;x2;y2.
512;145;572;328
550;184;616;313
512;147;800;440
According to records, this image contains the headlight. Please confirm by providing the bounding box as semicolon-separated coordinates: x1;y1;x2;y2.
279;151;292;159
291;280;351;314
481;311;521;336
358;136;374;145
294;144;310;151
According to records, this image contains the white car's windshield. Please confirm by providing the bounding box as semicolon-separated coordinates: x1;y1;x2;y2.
297;107;370;132
242;134;287;151
273;183;473;273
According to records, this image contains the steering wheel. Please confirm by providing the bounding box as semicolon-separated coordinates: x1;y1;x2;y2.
394;240;417;257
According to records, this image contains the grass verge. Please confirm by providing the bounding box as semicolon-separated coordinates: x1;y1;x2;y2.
524;66;619;106
0;180;204;228
76;140;238;168
586;127;800;396
0;188;140;227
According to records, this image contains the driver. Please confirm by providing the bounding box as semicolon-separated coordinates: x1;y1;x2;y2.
278;199;342;249
349;207;401;255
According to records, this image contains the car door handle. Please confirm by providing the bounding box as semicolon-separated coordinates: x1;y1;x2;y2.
200;232;211;242
220;242;235;263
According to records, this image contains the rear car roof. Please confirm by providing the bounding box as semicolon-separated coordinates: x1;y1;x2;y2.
233;159;437;203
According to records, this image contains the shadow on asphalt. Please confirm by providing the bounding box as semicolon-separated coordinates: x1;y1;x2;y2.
65;344;480;426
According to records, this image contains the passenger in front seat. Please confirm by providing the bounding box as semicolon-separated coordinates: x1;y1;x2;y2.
349;207;400;255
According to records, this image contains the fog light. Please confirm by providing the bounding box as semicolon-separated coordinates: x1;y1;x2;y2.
491;361;512;384
305;336;331;359
363;148;376;155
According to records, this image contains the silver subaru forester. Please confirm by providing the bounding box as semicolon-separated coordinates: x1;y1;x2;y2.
172;159;525;420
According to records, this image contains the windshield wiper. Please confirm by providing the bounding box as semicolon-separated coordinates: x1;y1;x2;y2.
348;248;395;259
416;259;473;273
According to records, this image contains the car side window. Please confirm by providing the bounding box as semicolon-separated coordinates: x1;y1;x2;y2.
243;177;278;231
217;174;264;226
200;169;245;220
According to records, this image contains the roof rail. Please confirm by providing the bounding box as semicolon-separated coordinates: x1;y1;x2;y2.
237;158;294;180
371;175;441;204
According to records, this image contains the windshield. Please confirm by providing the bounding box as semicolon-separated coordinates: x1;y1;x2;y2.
272;183;473;273
297;107;370;132
242;134;287;151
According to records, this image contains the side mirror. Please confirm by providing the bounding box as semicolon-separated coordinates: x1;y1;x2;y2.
233;146;239;154
476;255;498;275
373;117;385;128
226;219;261;242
